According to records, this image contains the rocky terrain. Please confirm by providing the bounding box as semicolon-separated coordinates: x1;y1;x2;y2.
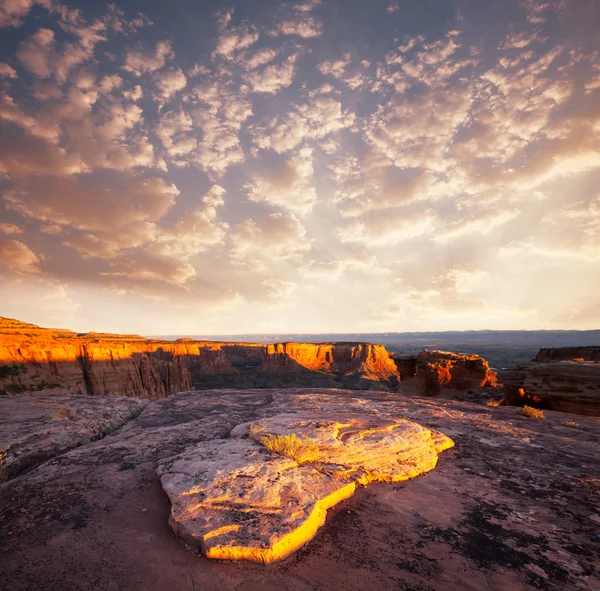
159;413;453;564
0;395;148;482
1;388;599;590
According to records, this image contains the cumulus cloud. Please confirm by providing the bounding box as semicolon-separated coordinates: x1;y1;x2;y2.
123;40;174;76
155;67;187;103
231;212;311;268
189;78;252;174
0;237;40;274
213;9;259;59
0;63;17;77
17;23;106;82
0;0;52;28
275;16;322;38
0;222;23;235
244;55;297;93
246;146;316;213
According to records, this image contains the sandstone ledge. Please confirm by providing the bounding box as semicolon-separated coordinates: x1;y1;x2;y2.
158;414;453;564
0;394;148;481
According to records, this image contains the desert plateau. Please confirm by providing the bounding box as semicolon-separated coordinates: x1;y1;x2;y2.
1;316;599;590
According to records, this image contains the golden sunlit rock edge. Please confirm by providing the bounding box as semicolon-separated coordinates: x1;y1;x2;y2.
157;413;454;564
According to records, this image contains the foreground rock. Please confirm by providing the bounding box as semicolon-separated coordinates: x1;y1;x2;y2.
0;316;399;397
500;361;600;416
1;389;599;590
394;350;498;399
0;395;147;481
158;414;453;563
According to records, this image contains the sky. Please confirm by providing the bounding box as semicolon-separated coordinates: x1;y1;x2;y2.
0;0;599;335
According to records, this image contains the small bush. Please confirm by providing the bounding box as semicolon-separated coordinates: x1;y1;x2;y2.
248;423;265;440
561;421;580;428
259;433;320;464
516;405;545;419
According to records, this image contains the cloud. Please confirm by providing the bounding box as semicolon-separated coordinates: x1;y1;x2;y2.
0;91;59;140
246;146;316;213
0;237;40;274
0;223;23;235
17;23;105;82
338;206;437;245
189;78;252;174
0;63;17;77
213;10;259;58
251;95;354;153
5;176;179;238
231;212;311;268
123;40;174;76
434;208;520;242
275;16;322;38
0;131;84;178
0;0;51;28
241;47;279;69
244;55;297;93
262;278;296;300
155;109;196;158
155;67;187;102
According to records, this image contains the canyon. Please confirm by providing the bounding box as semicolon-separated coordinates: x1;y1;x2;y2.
0;317;400;397
3;316;600;416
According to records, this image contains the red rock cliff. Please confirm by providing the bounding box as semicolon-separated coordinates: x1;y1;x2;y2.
394;350;497;398
0;318;400;398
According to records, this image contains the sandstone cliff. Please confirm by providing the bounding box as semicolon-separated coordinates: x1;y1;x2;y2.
0;317;399;398
393;350;498;399
534;347;600;362
499;359;600;416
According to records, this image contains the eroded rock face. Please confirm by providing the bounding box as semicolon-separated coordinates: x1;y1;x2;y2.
395;350;497;398
157;414;453;564
499;361;600;416
0;316;400;397
534;347;600;362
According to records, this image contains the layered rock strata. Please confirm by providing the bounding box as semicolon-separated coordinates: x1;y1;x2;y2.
394;350;498;398
157;413;453;564
0;317;400;398
0;394;147;481
534;347;600;362
499;361;600;416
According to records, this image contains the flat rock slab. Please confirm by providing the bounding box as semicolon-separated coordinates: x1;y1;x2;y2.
0;394;147;481
158;414;453;563
1;389;599;590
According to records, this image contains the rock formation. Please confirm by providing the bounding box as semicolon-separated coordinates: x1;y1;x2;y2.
0;395;147;481
393;350;498;398
2;388;599;590
534;347;600;362
157;413;453;564
0;316;400;398
499;361;600;416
